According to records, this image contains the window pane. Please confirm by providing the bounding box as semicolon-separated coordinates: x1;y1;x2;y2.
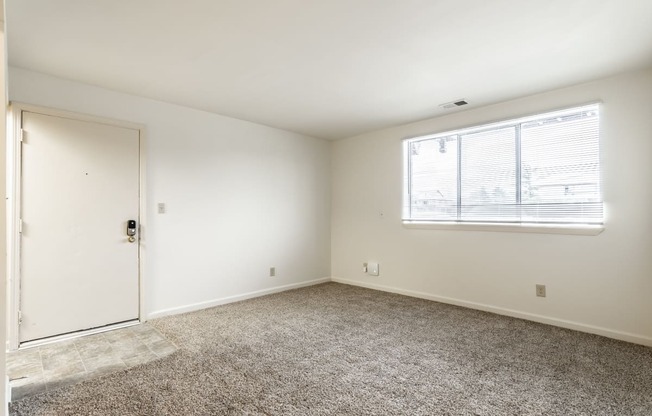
409;136;458;220
460;127;517;221
403;104;602;226
521;108;601;223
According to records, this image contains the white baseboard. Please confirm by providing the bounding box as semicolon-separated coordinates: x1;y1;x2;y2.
147;277;331;320
331;277;652;347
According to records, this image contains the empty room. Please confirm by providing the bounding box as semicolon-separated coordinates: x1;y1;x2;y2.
2;0;652;415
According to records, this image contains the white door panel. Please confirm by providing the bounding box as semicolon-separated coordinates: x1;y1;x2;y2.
20;111;140;342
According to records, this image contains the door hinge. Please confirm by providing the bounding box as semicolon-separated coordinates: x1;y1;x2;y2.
18;310;22;325
20;129;25;142
19;219;23;233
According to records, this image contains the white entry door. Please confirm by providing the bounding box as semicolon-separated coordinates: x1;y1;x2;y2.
19;110;141;343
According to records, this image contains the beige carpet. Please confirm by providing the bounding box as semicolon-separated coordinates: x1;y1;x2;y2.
9;282;652;415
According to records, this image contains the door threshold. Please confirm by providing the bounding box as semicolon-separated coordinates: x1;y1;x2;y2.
18;320;141;350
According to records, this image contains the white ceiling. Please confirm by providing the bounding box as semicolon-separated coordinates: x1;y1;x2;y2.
7;1;652;140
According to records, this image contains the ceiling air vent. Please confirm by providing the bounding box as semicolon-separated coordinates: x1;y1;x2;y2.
440;99;468;109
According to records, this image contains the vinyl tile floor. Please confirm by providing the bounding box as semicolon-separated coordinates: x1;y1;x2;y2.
6;323;177;401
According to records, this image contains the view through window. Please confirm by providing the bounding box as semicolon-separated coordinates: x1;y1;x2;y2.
403;104;602;225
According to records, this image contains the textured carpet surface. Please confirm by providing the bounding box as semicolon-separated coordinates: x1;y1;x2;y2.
9;282;652;415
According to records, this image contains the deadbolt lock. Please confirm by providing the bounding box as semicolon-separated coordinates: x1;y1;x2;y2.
127;220;137;243
127;220;137;235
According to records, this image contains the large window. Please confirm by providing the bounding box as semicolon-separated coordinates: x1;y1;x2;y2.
403;104;602;225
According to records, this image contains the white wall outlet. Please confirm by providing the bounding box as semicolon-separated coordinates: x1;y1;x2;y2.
367;262;379;276
157;202;166;214
270;267;276;277
536;284;546;297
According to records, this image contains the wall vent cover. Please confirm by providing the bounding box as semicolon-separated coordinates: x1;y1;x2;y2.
440;99;468;109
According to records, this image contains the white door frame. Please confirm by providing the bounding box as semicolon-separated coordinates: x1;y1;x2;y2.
6;102;147;350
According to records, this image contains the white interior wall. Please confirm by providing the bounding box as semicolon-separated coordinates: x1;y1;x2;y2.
1;3;7;413
331;69;652;346
8;67;331;319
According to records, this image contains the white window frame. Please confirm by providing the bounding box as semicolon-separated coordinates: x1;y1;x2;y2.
402;103;604;235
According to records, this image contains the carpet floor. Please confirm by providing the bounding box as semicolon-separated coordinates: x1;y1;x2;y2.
9;282;652;415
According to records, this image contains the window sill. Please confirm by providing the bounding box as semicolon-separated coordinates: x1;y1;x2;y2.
402;221;604;236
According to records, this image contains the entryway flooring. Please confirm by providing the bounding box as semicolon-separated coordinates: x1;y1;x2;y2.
6;323;177;401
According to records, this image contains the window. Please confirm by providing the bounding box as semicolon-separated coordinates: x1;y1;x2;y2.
403;104;602;226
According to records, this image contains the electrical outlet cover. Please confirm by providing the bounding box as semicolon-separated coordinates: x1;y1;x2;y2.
368;262;379;276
